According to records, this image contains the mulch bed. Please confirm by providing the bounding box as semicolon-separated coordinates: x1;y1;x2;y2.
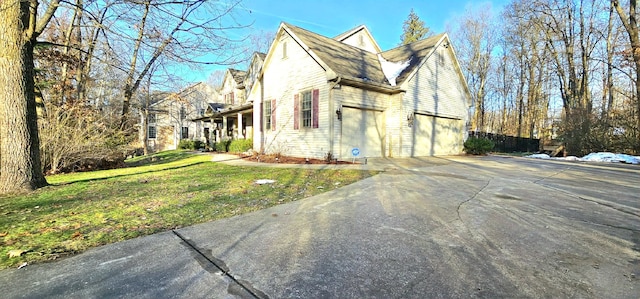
241;154;356;165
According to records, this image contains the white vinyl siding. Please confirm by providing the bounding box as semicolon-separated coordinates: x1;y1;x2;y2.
259;31;329;158
400;44;469;156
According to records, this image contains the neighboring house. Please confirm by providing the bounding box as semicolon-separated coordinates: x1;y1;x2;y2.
195;52;266;143
141;82;218;152
248;22;471;159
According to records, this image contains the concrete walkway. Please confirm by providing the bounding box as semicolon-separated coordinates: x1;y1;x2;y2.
0;155;638;298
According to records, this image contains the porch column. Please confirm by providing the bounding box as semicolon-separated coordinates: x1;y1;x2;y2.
237;112;244;139
222;116;228;138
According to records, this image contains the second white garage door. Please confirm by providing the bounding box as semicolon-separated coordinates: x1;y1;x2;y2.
341;107;385;158
411;114;464;156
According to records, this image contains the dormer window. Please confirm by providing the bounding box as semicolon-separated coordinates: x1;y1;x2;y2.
225;92;234;105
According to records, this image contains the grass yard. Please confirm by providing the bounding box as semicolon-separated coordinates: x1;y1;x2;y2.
0;151;378;270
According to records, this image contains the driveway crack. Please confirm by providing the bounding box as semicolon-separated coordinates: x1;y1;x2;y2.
457;179;491;223
172;230;268;299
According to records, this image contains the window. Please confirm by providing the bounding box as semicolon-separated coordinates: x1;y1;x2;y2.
148;126;157;139
148;113;156;124
358;33;365;47
225;92;234;105
263;100;271;130
198;108;205;116
301;90;312;128
180;106;186;120
295;89;318;129
181;127;189;139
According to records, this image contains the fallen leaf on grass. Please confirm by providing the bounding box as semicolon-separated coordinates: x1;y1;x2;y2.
8;249;25;258
0;232;7;237
17;262;28;269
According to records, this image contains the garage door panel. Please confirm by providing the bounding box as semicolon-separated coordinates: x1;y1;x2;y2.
341;107;384;158
412;115;463;156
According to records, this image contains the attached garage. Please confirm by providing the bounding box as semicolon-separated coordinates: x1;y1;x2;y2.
341;107;385;158
411;114;464;156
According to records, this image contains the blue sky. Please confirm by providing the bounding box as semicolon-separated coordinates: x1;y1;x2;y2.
180;0;507;83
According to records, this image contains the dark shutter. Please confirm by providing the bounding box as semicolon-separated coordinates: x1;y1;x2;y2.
260;100;264;132
312;89;319;128
294;94;299;130
271;99;276;130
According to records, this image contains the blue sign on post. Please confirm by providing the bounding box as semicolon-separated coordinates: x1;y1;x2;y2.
351;148;360;157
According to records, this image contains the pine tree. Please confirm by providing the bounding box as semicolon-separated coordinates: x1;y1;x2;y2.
400;9;432;45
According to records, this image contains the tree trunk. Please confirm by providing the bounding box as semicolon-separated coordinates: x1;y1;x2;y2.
0;0;48;194
613;0;640;153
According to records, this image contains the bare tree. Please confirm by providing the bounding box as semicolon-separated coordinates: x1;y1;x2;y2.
110;0;248;128
452;4;496;132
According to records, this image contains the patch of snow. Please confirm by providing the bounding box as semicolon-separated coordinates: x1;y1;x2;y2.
526;153;550;159
255;179;275;185
525;152;640;165
378;54;412;86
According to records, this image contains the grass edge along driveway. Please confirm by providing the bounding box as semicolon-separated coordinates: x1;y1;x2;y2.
0;151;378;270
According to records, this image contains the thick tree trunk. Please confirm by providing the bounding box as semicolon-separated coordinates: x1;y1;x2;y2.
0;0;48;194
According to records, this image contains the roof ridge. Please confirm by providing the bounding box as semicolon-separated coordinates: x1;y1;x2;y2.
382;33;445;55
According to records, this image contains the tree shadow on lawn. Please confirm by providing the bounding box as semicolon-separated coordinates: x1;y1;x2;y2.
52;162;206;186
125;151;199;167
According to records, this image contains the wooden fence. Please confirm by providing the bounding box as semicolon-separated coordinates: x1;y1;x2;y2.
469;132;540;153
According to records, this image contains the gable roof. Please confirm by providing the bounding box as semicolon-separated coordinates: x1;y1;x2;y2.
228;69;247;84
284;23;388;85
380;34;445;86
334;24;382;53
281;23;450;92
149;82;208;108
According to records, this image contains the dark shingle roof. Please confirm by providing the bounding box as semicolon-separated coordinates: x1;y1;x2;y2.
229;69;247;84
285;23;388;85
284;23;444;87
380;34;444;85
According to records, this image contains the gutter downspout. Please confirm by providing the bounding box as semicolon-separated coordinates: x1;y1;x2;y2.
328;76;342;158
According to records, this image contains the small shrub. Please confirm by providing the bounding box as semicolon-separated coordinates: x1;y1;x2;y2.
193;140;204;150
215;139;232;152
178;139;205;150
464;137;494;155
228;139;253;153
178;139;194;150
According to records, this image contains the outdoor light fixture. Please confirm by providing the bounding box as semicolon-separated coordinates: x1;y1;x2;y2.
407;113;414;127
336;109;342;121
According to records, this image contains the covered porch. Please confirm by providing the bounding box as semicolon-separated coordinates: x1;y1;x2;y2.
193;103;254;148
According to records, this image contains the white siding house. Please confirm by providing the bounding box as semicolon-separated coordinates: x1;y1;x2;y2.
247;22;471;159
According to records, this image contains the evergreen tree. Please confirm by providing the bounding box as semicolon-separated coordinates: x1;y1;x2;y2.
400;9;432;45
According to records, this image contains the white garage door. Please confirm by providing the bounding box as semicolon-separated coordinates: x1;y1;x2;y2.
341;107;385;158
412;114;464;156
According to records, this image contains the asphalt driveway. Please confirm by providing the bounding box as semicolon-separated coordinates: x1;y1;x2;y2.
0;156;638;298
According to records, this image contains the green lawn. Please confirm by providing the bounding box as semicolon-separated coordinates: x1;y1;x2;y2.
0;151;378;270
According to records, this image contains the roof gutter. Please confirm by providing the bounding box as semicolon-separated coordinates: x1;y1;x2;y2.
339;76;404;94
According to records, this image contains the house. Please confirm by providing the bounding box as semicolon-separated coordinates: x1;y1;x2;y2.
141;82;218;152
194;52;266;143
247;23;471;159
